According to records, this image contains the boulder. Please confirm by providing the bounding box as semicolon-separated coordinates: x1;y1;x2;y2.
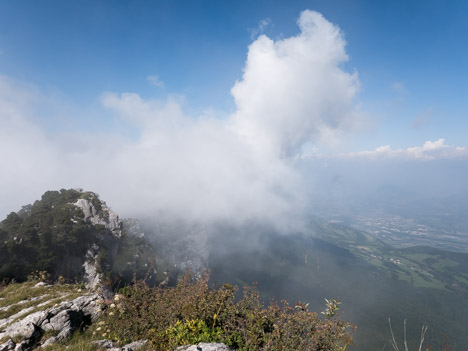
0;340;15;351
40;337;58;348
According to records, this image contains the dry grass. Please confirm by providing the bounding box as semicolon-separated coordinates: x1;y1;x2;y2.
388;318;431;351
0;281;82;308
41;331;97;351
0;281;88;332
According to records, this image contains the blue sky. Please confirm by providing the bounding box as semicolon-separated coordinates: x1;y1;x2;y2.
1;0;467;149
0;1;467;222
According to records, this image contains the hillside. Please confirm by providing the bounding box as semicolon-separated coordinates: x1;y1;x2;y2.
207;220;468;350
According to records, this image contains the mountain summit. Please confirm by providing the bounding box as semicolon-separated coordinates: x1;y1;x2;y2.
0;189;127;288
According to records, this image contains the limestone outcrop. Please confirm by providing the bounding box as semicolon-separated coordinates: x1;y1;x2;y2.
73;191;123;289
0;291;102;351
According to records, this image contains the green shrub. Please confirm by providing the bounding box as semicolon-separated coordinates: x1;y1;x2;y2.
102;271;354;350
154;319;223;350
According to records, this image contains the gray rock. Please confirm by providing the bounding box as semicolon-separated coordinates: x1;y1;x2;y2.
45;294;101;341
40;337;58;348
4;317;44;341
74;196;122;289
93;340;115;349
122;340;148;351
0;305;48;330
48;310;71;331
14;341;29;351
1;294;102;351
92;339;148;351
74;198;122;238
0;340;15;351
56;325;73;342
175;343;232;351
19;323;40;340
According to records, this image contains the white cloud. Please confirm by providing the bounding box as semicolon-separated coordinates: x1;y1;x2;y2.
232;10;361;158
147;74;164;87
0;10;362;230
345;139;468;160
0;75;64;215
99;92;303;229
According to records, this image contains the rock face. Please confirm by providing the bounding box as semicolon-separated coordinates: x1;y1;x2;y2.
73;192;123;289
0;293;102;351
74;197;123;238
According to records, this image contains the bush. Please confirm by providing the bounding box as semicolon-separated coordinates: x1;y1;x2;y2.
102;271;354;350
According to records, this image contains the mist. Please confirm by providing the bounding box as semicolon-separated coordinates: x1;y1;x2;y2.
0;10;361;229
303;156;468;211
1;10;467;236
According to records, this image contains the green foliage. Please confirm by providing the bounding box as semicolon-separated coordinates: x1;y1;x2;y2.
0;188;161;288
157;319;223;349
41;327;97;351
321;298;341;319
0;189;106;282
101;272;354;350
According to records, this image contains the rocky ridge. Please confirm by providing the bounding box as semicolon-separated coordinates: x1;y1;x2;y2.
0;283;102;351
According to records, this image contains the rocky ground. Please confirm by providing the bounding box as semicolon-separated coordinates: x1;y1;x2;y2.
0;281;231;351
0;281;101;351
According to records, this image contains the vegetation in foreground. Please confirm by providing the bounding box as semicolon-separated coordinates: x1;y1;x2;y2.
0;274;353;350
0;275;457;351
96;272;354;351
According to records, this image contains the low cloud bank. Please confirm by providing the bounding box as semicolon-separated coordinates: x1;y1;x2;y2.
344;139;468;160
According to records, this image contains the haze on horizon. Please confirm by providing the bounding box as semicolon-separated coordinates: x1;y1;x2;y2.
0;1;467;236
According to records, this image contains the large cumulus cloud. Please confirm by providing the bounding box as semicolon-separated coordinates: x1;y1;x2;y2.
231;10;360;157
0;10;361;229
